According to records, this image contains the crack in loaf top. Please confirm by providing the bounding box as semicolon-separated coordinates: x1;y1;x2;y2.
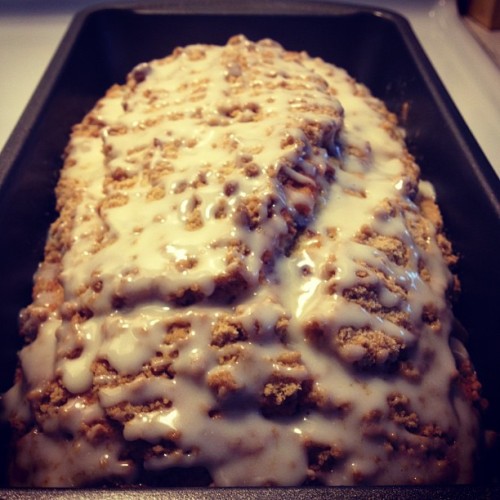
58;35;343;313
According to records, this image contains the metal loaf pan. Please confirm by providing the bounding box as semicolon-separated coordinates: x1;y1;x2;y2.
0;1;499;498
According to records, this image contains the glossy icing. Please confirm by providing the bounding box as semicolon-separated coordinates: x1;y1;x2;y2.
2;36;479;487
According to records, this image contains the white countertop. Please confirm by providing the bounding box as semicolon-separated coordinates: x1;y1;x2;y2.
1;0;499;176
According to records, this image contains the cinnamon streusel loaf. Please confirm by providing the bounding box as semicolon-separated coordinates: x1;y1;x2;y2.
2;35;483;487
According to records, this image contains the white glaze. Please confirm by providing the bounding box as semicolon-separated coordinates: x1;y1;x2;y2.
3;36;479;487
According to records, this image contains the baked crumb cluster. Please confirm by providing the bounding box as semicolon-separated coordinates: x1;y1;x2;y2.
3;35;481;487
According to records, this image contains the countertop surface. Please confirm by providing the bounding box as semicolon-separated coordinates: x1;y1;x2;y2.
1;0;499;177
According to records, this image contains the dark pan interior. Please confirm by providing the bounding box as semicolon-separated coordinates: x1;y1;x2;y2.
0;1;499;495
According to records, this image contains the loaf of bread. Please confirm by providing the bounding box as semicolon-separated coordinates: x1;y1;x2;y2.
2;35;483;487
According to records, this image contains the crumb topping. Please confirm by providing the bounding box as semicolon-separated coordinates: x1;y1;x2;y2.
2;35;480;488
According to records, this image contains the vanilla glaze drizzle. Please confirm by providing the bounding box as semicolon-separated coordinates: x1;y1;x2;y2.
2;36;480;487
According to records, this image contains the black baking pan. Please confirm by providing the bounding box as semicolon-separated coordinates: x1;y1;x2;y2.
0;0;499;497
